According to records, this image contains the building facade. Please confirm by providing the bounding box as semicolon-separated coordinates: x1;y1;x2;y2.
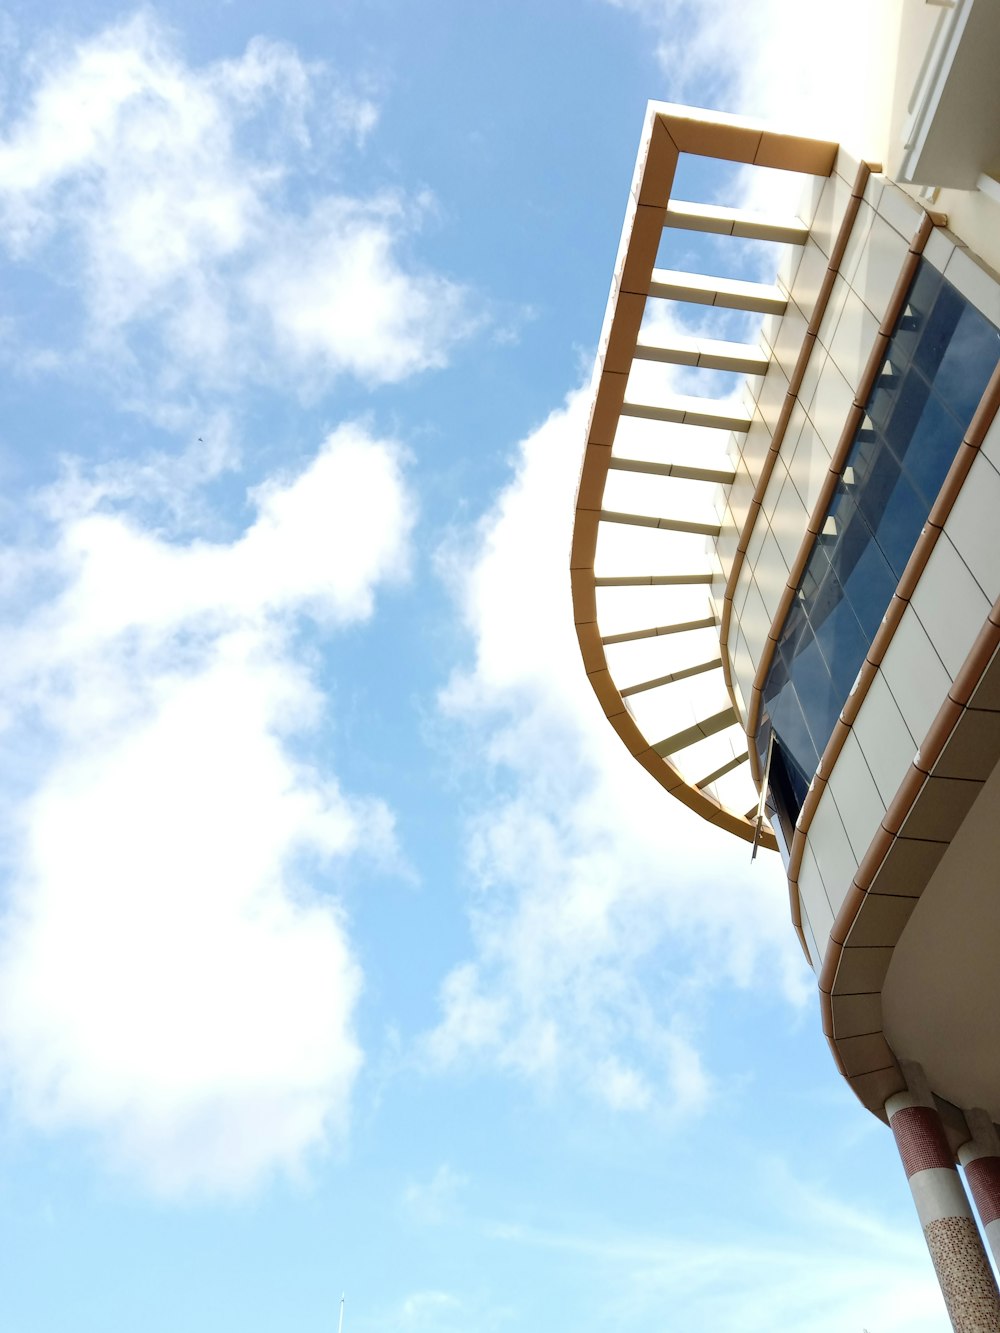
571;4;1000;1328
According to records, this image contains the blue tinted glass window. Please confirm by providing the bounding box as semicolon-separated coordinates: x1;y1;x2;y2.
914;280;965;381
892;392;963;505
883;367;931;462
935;303;1000;421
755;257;1000;840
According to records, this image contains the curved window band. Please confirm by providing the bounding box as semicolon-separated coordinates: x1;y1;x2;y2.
755;260;1000;849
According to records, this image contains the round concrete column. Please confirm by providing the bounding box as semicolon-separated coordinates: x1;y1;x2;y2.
959;1108;1000;1274
886;1092;1000;1332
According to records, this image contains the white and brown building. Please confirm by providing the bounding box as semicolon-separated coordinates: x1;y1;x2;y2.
571;3;1000;1328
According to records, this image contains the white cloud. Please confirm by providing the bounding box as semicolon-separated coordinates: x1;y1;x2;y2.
425;389;806;1115
0;423;413;1195
0;13;472;397
395;1291;463;1331
489;1183;949;1333
608;0;901;162
402;1163;469;1225
424;0;908;1117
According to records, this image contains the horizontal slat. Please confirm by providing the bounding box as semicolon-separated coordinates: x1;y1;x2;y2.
695;752;749;789
620;657;722;698
599;509;721;537
648;268;787;314
665;199;808;245
593;572;714;587
634;334;769;374
608;456;736;484
652;706;738;758
601;616;717;646
621;396;751;431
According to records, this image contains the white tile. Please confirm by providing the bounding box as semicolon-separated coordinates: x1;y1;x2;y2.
790;239;829;322
758;360;790;434
799;843;835;957
772;298;809;384
877;181;923;242
715;521;738;581
852;214;910;322
806;355;854;456
730;664;747;724
862;172;885;214
816;273;850;353
979;408;1000;476
805;787;859;919
777;397;805;466
946;453;1000;601
787;411;832;515
828;287;880;399
880;606;952;747
777;241;802;297
740;413;772;478
770;470;809;571
852;671;917;807
760;452;789;526
828;730;885;863
911;534;991;679
752;526;790;625
811;172;854;261
800;910;821;977
922;225;960;277
834;145;862;186
944;247;1000;326
727;466;755;533
796;172;826;229
738;576;772;668
732;556;753;618
798;332;828;412
732;627;756;715
758;310;782;354
839;199;875;288
745;512;767;571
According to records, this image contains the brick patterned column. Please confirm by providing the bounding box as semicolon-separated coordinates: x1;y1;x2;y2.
886;1092;1000;1332
959;1108;1000;1274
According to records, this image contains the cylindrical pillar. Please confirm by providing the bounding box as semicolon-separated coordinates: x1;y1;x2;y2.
886;1091;1000;1332
959;1108;1000;1274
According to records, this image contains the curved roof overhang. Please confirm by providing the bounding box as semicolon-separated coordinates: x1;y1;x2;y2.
571;104;838;851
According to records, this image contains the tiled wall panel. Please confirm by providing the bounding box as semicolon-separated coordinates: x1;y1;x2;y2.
911;535;992;680
875;612;952;768
751;529;790;626
805;790;858;920
852;673;917;807
950;449;1000;600
853;213;911;317
826;731;884;863
799;844;834;971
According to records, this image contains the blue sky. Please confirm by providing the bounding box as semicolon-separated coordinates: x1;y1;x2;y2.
0;3;953;1331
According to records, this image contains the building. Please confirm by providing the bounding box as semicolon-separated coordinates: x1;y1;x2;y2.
570;4;1000;1329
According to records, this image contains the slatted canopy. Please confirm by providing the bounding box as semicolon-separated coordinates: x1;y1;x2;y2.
571;104;839;849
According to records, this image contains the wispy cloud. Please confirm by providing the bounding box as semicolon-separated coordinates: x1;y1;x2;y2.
0;13;474;403
402;1163;470;1226
0;423;413;1195
607;0;900;158
425;388;806;1114
486;1181;948;1333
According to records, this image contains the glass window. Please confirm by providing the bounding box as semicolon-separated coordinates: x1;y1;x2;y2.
756;257;1000;840
935;303;1000;422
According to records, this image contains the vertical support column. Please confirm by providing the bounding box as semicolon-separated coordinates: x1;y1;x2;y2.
886;1090;1000;1331
959;1108;1000;1273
